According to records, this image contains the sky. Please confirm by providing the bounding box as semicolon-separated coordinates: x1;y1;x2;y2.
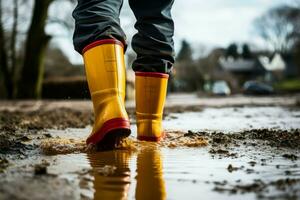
171;0;293;46
54;0;295;64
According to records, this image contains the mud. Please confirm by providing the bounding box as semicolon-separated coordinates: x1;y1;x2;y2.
186;129;300;149
0;104;300;200
0;158;9;173
40;138;87;155
0;176;80;200
0;108;93;131
213;178;300;199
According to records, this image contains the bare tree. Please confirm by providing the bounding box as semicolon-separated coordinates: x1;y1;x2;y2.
0;0;12;98
10;0;19;97
0;0;75;99
254;5;300;53
16;0;54;98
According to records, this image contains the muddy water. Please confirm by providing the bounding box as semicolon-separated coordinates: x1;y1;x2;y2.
163;106;300;132
39;107;300;199
43;140;300;199
2;106;300;199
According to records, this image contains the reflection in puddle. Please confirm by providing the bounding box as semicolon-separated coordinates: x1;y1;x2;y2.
87;150;132;200
43;141;167;200
135;147;166;200
84;145;166;200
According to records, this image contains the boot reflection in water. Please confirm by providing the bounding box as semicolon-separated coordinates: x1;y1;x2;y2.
72;0;175;146
136;148;166;200
87;150;132;200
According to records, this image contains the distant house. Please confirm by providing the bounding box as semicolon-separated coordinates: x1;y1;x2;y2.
218;56;266;86
218;53;292;84
258;53;286;71
258;53;286;82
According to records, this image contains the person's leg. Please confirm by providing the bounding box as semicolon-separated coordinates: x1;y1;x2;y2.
129;0;175;141
129;0;175;73
73;0;126;53
72;0;131;148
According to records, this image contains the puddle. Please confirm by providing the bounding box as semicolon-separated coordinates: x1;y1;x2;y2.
1;106;300;199
164;107;300;132
40;140;300;200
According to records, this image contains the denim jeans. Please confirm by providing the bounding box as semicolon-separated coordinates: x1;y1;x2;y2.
73;0;175;73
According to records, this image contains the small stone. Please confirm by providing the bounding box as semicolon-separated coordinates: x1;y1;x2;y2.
282;154;298;161
34;164;47;175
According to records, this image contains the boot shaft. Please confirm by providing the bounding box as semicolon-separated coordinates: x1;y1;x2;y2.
83;39;126;101
135;72;169;141
135;72;168;116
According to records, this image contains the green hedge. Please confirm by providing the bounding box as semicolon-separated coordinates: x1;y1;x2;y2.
274;79;300;92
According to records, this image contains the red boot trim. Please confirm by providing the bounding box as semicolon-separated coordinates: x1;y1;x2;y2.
137;132;165;142
82;39;124;54
86;118;130;145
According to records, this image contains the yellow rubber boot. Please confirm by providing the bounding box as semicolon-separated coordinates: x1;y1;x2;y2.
83;39;131;146
135;72;169;141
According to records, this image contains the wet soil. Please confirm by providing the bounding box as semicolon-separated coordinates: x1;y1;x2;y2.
0;104;300;199
0;108;93;131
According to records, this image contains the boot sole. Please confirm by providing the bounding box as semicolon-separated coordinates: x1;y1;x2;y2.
86;118;131;150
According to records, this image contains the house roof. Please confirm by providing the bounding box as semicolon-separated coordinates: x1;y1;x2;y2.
219;57;257;72
258;53;286;71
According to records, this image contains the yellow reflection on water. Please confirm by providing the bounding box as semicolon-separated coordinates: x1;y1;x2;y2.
87;150;132;200
87;144;165;200
136;147;166;200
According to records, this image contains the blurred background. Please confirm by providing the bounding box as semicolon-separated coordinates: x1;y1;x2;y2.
0;0;299;99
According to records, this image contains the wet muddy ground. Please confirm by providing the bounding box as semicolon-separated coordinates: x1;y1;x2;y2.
0;96;300;200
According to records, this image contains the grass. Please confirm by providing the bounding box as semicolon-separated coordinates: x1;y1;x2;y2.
274;79;300;92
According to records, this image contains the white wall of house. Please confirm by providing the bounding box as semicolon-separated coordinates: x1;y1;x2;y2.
259;53;286;71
